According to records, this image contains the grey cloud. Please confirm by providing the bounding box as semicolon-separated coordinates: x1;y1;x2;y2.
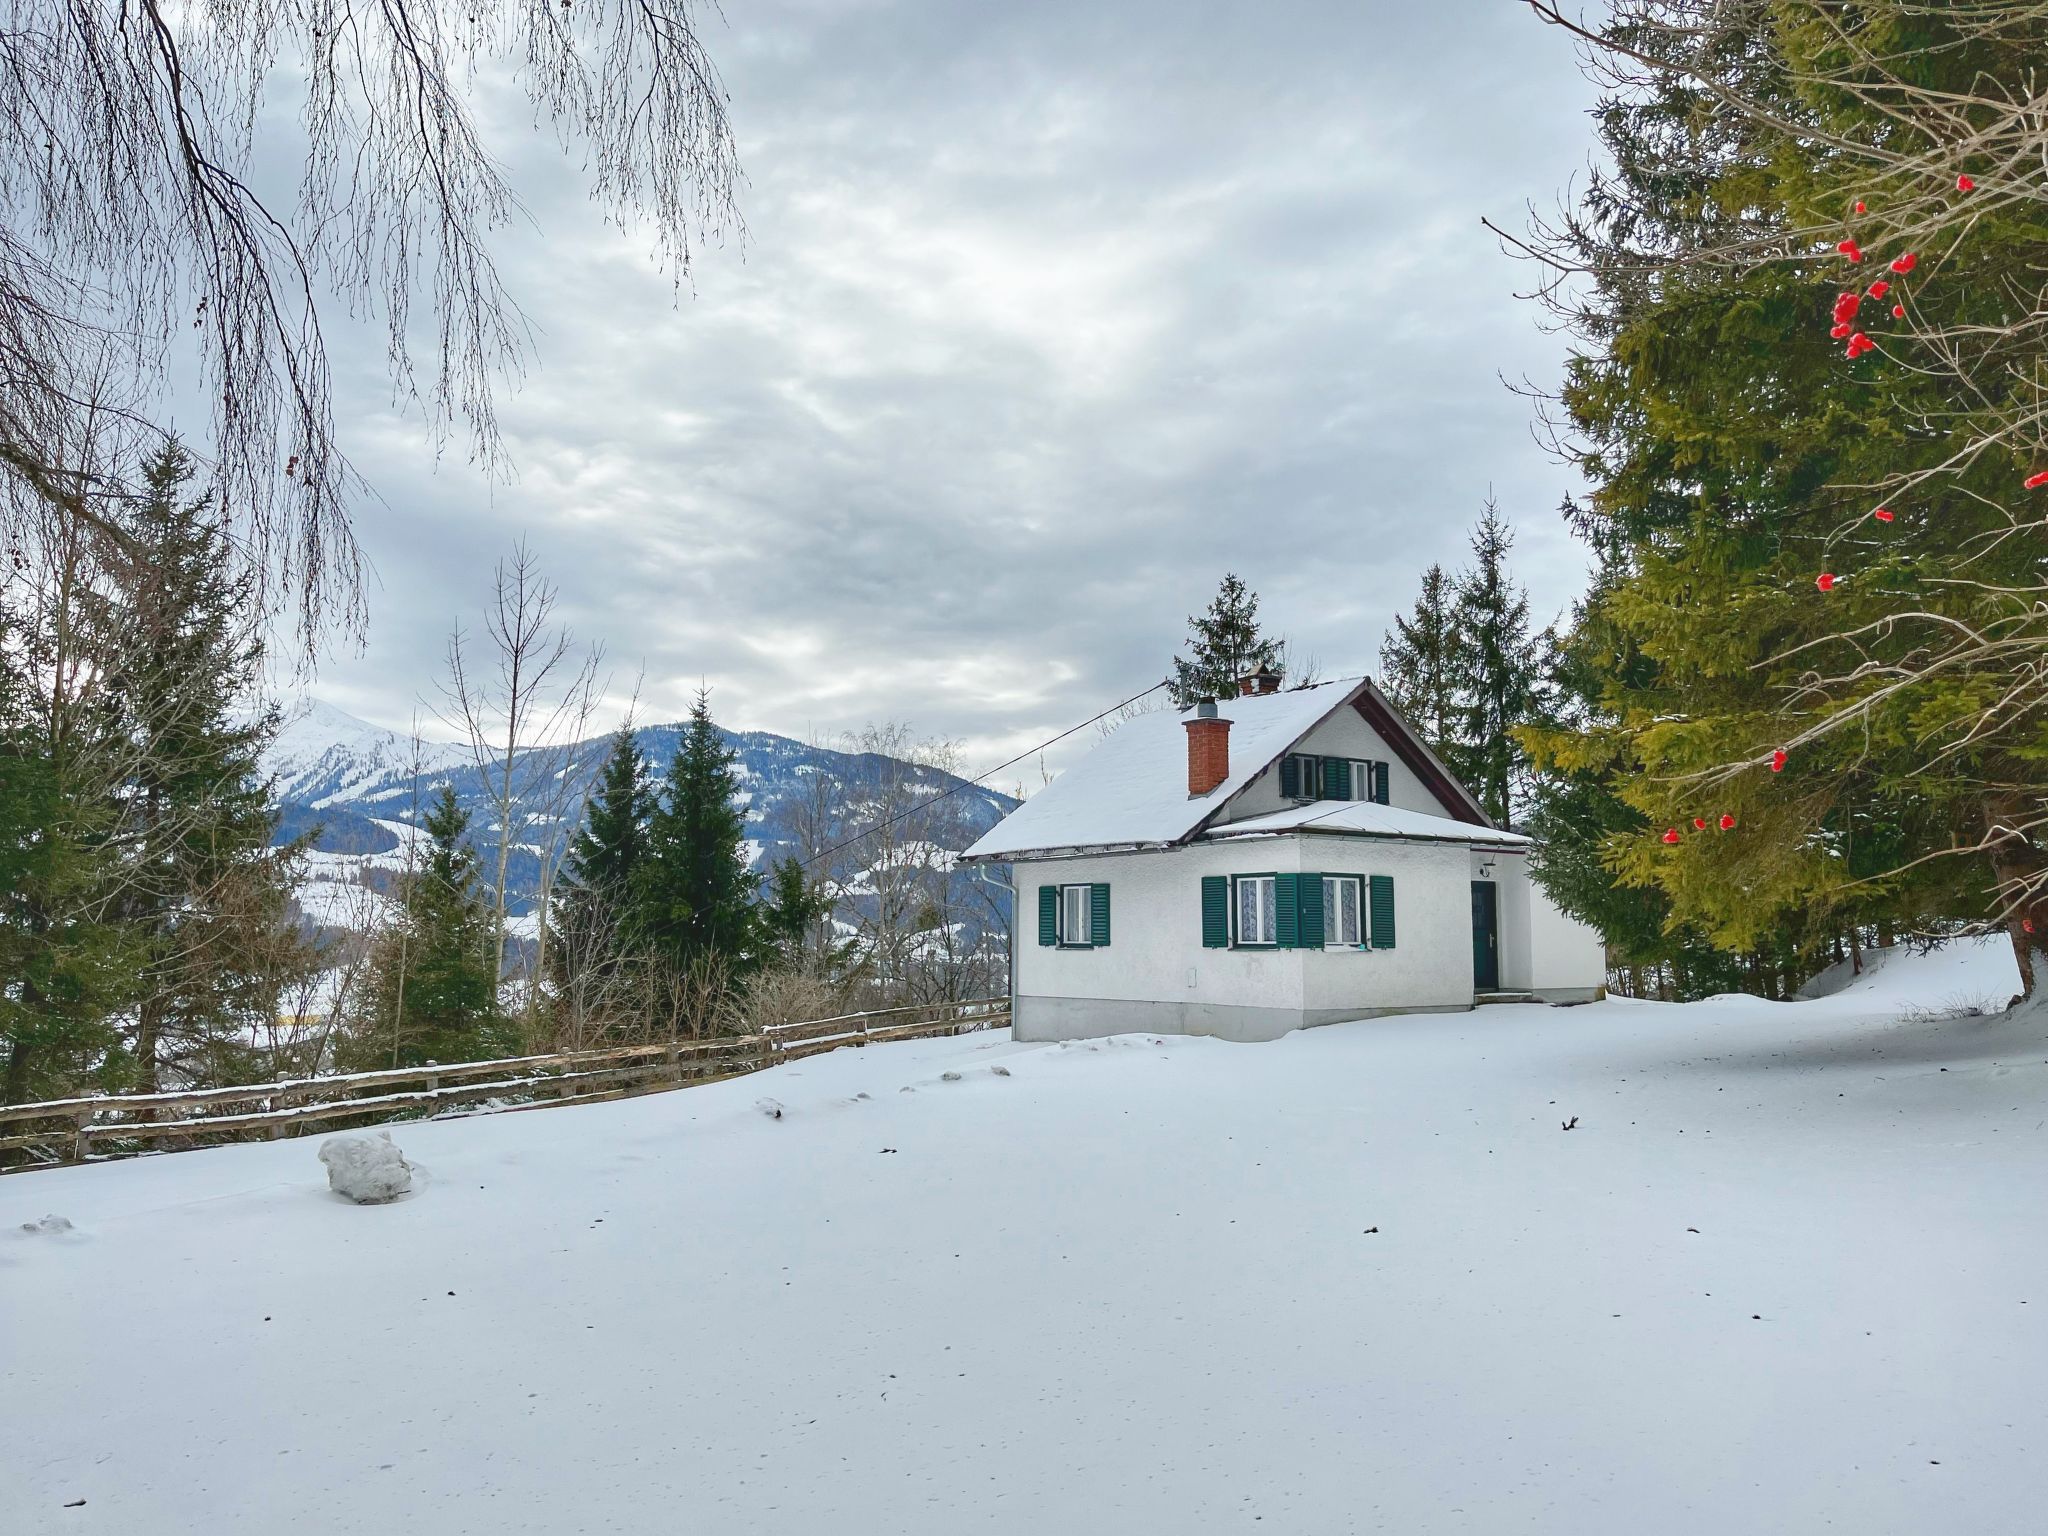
307;0;1602;776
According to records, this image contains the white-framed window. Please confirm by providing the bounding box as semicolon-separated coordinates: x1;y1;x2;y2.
1060;883;1093;947
1322;875;1364;947
1234;874;1278;946
1344;759;1389;804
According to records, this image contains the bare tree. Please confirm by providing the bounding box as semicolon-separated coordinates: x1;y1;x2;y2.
385;720;432;1073
548;900;631;1053
635;950;730;1044
440;542;603;999
263;876;390;1079
1;2;743;647
779;731;861;966
810;725;1003;1006
720;960;853;1037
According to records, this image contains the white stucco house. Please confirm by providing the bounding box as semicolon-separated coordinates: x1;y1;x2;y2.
959;671;1607;1042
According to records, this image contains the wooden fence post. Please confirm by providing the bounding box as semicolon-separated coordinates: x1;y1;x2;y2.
70;1109;91;1164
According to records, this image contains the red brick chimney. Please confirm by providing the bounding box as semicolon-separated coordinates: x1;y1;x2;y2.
1237;664;1282;697
1185;700;1231;796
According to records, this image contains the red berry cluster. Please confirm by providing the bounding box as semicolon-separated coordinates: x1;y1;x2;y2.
1660;172;2039;844
1662;814;1738;845
1816;186;2047;585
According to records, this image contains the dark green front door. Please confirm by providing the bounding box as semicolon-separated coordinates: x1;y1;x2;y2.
1470;881;1499;991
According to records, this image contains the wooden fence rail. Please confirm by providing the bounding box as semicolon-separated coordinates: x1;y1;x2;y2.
0;997;1009;1172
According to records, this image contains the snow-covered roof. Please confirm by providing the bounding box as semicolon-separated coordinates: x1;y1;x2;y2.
962;679;1368;861
1201;799;1530;848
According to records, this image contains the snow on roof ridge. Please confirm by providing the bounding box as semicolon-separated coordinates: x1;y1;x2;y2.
1176;674;1364;713
962;677;1370;861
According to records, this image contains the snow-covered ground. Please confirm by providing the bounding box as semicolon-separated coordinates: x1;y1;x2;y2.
290;872;399;935
4;941;2042;1534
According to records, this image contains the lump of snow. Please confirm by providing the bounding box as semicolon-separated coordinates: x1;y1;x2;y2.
940;1071;963;1082
318;1131;413;1204
990;1065;1011;1077
19;1214;73;1235
755;1098;784;1120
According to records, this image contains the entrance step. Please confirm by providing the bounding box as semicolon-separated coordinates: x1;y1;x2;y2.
1474;991;1542;1005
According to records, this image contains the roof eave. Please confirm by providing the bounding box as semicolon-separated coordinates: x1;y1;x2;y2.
1202;826;1530;852
957;840;1179;865
1348;680;1494;828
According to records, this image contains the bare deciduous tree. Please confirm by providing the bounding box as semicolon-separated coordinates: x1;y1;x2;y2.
440;542;603;1002
800;724;1007;1007
1;2;743;646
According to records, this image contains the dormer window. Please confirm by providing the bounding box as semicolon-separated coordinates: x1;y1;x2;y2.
1345;758;1390;805
1280;753;1389;804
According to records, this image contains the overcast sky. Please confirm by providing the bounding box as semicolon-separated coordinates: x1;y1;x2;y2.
303;0;1603;784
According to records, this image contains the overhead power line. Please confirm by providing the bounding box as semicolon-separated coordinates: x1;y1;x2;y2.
797;679;1171;872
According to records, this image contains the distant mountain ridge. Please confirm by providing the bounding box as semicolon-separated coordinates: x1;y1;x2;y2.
265;699;1019;929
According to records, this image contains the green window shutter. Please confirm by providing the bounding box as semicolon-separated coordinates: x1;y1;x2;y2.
1090;883;1111;947
1037;885;1058;946
1323;758;1351;800
1368;874;1396;948
1275;872;1300;948
1201;876;1229;948
1296;871;1325;949
1372;762;1390;805
1278;755;1300;799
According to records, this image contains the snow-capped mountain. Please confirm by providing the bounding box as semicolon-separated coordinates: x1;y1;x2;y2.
265;698;472;806
265;699;1019;931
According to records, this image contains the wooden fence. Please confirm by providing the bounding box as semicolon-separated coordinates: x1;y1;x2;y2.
0;998;1009;1172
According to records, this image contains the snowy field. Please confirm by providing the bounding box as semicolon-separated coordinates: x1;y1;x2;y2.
4;942;2043;1535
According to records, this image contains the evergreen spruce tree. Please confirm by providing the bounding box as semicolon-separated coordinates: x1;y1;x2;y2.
1378;563;1462;754
640;690;763;976
103;441;315;1090
550;725;657;986
1450;501;1543;824
0;654;135;1102
1168;574;1282;708
1520;579;1784;999
1514;8;2048;994
760;855;832;967
344;784;509;1068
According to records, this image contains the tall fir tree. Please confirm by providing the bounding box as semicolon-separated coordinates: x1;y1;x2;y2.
550;725;657;987
103;441;314;1090
1168;574;1282;707
0;486;152;1102
1378;563;1462;754
1450;500;1544;825
1520;573;1799;999
0;649;134;1102
344;784;509;1068
640;690;762;975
